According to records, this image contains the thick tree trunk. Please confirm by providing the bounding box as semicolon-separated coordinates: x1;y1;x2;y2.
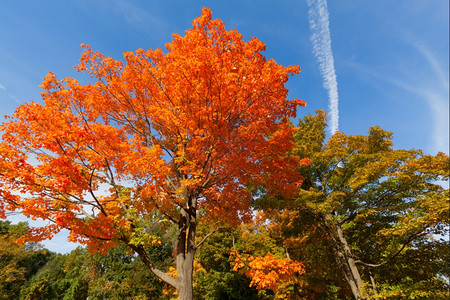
330;238;362;299
177;251;195;300
175;197;197;300
335;224;366;299
327;222;366;299
131;194;198;300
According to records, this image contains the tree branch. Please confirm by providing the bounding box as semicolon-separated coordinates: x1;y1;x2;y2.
194;228;219;250
88;168;108;217
355;231;427;268
128;243;179;289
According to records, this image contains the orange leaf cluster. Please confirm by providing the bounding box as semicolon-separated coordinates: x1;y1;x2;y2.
231;249;305;292
0;8;304;252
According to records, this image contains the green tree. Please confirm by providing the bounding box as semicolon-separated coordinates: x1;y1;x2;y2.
21;221;175;300
192;219;305;300
20;252;87;300
193;225;261;300
0;221;53;300
258;111;450;299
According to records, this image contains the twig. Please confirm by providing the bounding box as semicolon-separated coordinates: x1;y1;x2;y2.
195;228;219;250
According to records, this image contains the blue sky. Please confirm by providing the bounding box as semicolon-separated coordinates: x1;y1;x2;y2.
1;0;448;253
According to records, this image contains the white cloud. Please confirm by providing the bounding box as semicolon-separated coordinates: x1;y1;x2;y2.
393;82;448;154
0;83;21;104
346;56;449;154
306;0;339;134
404;38;449;90
387;40;448;154
9;94;21;104
108;0;167;38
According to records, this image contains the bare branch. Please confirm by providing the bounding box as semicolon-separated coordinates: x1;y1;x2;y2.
194;228;219;250
88;168;108;216
126;242;179;288
355;231;427;268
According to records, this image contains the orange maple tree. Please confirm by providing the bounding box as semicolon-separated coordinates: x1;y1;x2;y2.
0;8;305;299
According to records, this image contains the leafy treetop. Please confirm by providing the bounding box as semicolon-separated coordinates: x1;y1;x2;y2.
0;8;305;297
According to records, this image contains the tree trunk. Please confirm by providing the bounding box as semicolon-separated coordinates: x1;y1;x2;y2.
131;194;198;300
369;271;378;300
335;223;366;299
177;252;194;300
327;221;367;299
330;238;362;299
175;197;197;300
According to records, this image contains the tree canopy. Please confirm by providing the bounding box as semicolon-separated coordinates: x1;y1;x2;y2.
0;8;305;299
0;221;53;300
257;111;450;299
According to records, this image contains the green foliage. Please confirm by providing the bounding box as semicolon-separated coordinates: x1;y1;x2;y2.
0;219;174;299
20;243;171;300
194;220;300;299
19;252;87;300
194;225;261;300
257;110;450;298
0;221;53;300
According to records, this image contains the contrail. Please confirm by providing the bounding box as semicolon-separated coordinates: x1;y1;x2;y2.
306;0;339;134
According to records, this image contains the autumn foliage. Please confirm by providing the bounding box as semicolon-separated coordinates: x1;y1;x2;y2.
0;8;305;298
231;250;304;293
257;111;450;299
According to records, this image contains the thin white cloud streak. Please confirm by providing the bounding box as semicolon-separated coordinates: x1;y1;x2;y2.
405;41;449;153
408;40;449;91
347;59;449;154
107;0;167;39
0;83;21;103
389;29;449;153
393;82;448;154
306;0;339;134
